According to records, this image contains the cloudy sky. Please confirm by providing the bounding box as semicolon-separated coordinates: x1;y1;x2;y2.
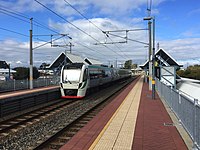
0;0;200;68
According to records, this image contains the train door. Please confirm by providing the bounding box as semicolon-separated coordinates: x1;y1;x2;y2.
77;68;89;97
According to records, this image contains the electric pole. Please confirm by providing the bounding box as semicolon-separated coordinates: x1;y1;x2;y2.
69;42;74;53
29;18;33;89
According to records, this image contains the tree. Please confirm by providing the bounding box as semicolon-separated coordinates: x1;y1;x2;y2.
177;64;200;80
13;67;29;80
39;62;50;69
132;64;138;69
33;67;40;79
124;60;132;69
13;67;40;80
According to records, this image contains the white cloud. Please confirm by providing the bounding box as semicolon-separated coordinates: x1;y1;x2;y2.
1;0;199;69
188;8;200;16
16;61;22;64
159;38;200;66
3;16;200;68
1;0;165;18
47;17;149;65
0;0;43;12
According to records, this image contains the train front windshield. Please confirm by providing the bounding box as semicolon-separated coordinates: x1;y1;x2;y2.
63;69;81;83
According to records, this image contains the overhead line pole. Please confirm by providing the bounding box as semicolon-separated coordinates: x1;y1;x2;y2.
148;20;152;91
29;18;33;89
144;16;156;99
152;17;156;99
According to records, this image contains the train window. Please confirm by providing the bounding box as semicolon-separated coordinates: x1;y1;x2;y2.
64;63;83;69
83;69;88;81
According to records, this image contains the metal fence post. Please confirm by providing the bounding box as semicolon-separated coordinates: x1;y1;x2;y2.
193;99;198;150
14;79;16;91
170;86;173;108
178;91;182;123
160;82;163;98
27;78;29;89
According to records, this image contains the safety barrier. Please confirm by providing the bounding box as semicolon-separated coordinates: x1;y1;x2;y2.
156;78;200;149
0;77;60;93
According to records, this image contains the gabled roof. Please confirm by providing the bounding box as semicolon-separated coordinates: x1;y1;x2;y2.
0;61;9;69
140;48;182;69
84;58;102;65
48;52;86;69
48;52;103;69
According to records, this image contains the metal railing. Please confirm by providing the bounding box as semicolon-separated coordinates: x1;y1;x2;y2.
0;76;60;93
156;78;200;149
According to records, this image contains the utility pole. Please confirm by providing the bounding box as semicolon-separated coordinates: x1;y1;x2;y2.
8;64;10;80
144;16;156;99
148;20;152;90
29;18;33;89
152;17;156;99
157;42;159;50
69;42;74;53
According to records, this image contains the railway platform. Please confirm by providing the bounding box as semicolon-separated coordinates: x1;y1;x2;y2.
60;76;189;150
0;86;59;100
0;86;60;120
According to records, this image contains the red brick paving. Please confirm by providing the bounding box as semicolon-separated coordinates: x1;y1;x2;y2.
60;79;188;150
60;77;140;150
132;82;188;150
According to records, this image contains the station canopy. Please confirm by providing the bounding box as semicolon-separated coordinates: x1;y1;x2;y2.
140;48;183;69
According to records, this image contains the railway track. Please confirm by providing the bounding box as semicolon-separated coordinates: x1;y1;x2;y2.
0;77;136;149
0;99;79;138
33;78;135;150
34;91;115;149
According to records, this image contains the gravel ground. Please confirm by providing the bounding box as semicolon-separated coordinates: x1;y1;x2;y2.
0;79;131;150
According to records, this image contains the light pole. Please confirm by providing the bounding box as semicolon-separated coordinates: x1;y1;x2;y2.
143;16;156;99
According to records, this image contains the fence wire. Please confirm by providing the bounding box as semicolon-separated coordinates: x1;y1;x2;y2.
0;77;60;93
156;78;200;149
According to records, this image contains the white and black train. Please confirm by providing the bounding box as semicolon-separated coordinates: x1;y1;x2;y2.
60;63;132;98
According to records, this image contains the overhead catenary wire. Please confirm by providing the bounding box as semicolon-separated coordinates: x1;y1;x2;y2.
63;0;129;59
0;4;108;61
0;10;30;24
0;27;29;37
34;0;100;43
33;35;66;50
1;0;127;62
0;5;65;39
0;4;109;64
1;1;135;64
108;32;148;45
63;0;103;32
34;0;127;59
0;9;68;45
0;6;29;19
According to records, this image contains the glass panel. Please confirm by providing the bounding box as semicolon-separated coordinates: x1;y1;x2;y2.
63;70;81;83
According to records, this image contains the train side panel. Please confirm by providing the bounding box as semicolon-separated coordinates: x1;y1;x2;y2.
60;63;132;99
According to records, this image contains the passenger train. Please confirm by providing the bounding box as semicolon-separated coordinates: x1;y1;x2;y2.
60;63;132;98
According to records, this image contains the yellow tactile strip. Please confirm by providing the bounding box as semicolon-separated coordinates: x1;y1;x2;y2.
89;76;143;150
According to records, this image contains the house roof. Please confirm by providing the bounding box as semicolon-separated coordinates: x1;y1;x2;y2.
140;48;182;69
0;69;16;73
0;61;9;69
